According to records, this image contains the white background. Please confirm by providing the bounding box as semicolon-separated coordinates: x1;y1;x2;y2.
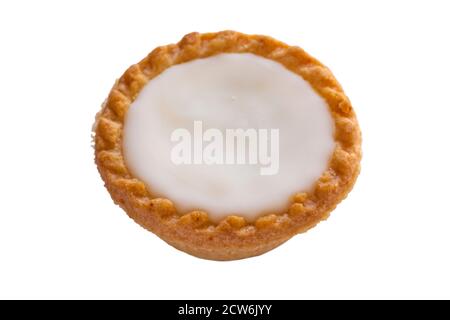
1;0;449;299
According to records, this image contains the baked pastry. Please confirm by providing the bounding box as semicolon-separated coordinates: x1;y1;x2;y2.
94;31;361;260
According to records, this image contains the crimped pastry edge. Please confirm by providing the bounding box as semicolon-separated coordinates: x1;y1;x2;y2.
94;31;362;260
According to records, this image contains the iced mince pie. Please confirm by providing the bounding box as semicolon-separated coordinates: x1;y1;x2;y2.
94;31;361;260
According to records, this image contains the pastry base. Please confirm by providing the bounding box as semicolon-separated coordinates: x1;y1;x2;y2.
94;31;362;260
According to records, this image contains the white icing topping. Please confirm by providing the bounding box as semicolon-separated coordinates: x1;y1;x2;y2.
123;53;334;221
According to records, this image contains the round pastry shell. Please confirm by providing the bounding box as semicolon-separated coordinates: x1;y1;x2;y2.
94;31;362;260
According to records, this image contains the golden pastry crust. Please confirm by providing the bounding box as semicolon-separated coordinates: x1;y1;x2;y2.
94;31;362;260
